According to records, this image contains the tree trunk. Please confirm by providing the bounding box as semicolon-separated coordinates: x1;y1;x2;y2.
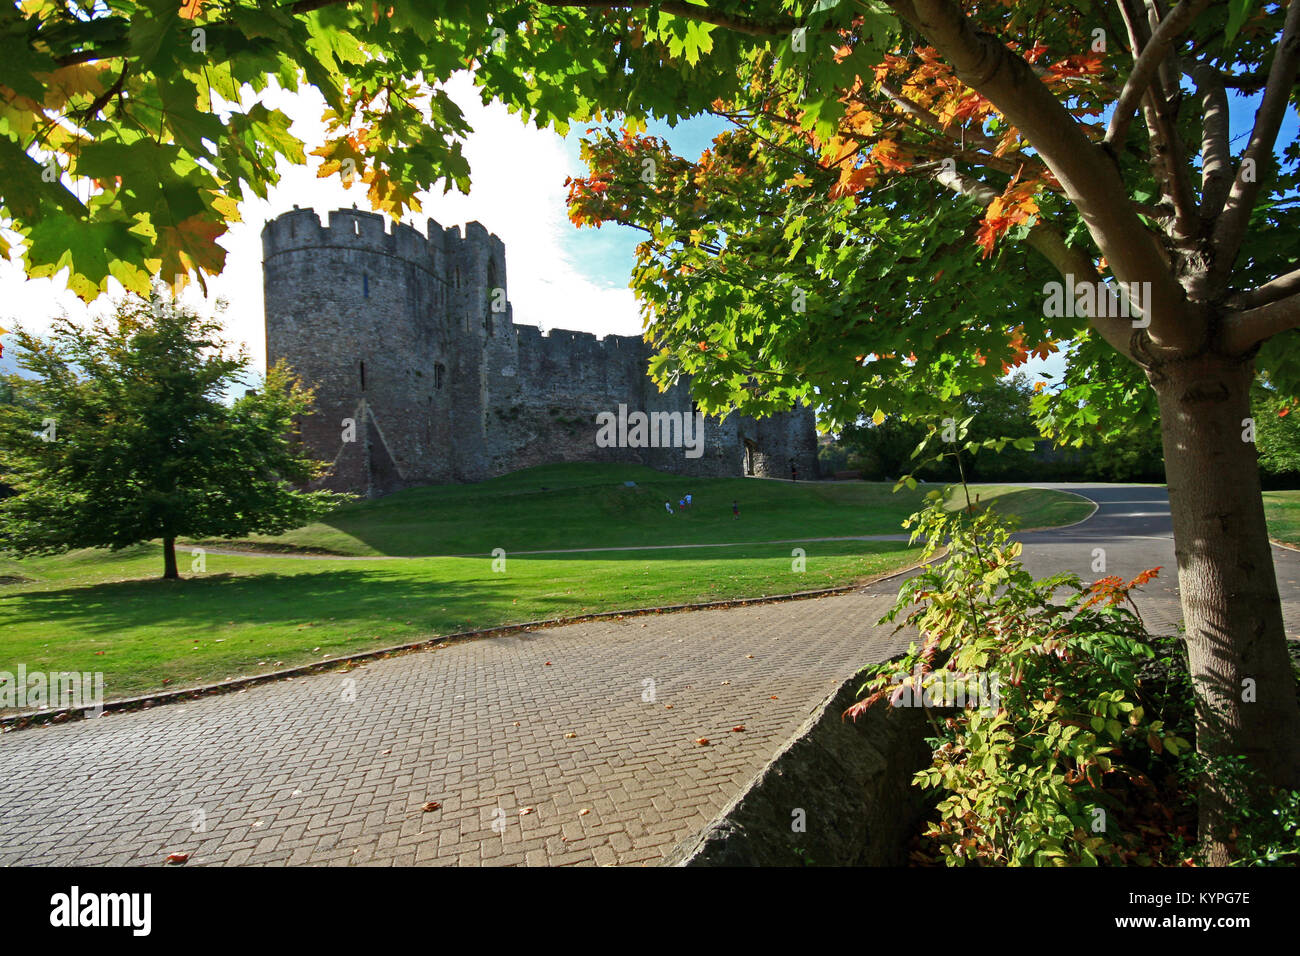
1152;352;1300;863
163;536;179;580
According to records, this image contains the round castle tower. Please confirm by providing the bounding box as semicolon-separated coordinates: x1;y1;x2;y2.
262;206;508;494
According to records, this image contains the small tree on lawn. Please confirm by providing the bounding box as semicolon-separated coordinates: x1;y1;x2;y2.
0;296;345;579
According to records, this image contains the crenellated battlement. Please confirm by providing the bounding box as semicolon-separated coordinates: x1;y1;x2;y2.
261;206;504;279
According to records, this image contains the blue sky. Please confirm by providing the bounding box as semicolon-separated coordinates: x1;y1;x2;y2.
559;112;728;292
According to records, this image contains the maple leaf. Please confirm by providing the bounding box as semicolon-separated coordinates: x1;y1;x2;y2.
974;177;1043;257
844;104;880;137
1048;54;1105;79
153;213;227;287
830;163;874;199
871;138;909;173
36;63;113;111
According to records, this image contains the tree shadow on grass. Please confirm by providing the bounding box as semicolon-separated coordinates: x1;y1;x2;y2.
0;568;587;637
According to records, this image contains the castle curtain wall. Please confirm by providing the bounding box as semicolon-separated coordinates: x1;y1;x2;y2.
262;207;819;496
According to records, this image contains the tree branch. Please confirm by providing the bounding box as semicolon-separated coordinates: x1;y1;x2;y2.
1221;289;1300;353
893;0;1192;351
1104;0;1208;149
929;164;1135;359
1209;0;1300;293
876;80;1044;179
1194;62;1232;222
1227;268;1300;312
1104;0;1203;243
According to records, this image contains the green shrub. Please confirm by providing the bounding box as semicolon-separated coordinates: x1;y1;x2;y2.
849;492;1188;865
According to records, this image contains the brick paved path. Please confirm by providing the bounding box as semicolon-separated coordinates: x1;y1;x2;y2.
1;484;1296;866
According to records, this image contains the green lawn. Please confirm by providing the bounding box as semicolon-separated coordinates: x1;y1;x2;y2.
1264;490;1300;547
0;464;1094;706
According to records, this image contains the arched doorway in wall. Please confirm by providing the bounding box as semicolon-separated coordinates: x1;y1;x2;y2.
743;438;757;476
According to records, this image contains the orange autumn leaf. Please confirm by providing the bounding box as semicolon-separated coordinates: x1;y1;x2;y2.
179;0;203;19
830;163;875;199
871;138;909;173
1129;566;1163;589
1048;54;1105;79
975;177;1043;258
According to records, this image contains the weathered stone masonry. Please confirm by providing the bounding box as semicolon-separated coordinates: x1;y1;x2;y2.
263;207;819;496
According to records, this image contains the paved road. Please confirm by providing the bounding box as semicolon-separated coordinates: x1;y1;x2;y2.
1;484;1296;866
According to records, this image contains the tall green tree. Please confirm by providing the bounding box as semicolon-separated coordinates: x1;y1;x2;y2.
0;298;344;578
559;4;1300;861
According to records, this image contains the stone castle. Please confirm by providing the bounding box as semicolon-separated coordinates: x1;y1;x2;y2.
262;207;819;496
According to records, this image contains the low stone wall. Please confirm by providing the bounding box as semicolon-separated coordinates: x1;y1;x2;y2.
662;668;935;866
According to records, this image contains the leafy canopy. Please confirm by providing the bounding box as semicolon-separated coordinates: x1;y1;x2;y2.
0;0;816;299
562;2;1299;443
2;1;1297;443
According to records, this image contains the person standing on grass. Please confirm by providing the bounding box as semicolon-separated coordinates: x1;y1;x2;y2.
665;501;674;515
685;493;692;508
790;459;798;482
732;500;740;519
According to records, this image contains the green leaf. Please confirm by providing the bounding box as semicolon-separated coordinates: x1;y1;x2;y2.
1225;0;1257;46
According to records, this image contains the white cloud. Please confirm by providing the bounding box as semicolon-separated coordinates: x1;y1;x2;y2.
0;72;641;374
